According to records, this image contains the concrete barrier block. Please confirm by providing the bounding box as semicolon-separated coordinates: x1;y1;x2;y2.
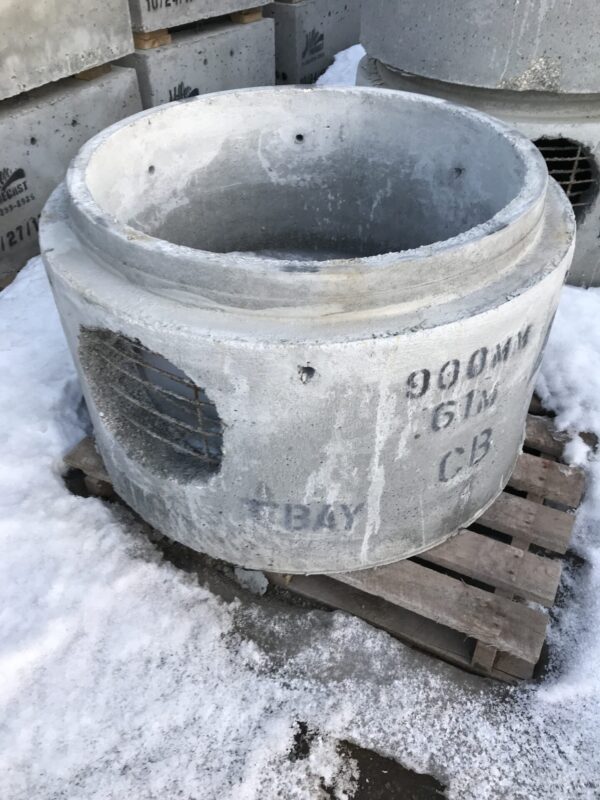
128;0;270;33
118;19;275;109
0;67;142;280
264;0;361;84
0;0;135;101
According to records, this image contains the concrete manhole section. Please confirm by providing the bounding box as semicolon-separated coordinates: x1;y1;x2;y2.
41;86;574;572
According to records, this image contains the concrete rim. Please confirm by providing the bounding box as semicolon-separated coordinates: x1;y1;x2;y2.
64;85;548;283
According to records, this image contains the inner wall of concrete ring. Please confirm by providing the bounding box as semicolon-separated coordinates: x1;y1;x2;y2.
360;0;600;94
41;89;574;573
357;58;600;288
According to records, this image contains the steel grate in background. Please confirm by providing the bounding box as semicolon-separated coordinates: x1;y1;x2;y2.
534;137;599;222
80;329;222;479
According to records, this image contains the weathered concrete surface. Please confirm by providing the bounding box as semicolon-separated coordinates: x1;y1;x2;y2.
358;57;600;288
128;0;270;33
41;87;574;572
360;0;600;94
0;67;141;280
264;0;361;84
118;19;274;108
0;0;134;101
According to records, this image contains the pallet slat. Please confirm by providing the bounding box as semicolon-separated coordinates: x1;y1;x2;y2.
419;529;562;606
334;560;548;664
268;572;475;669
477;491;575;554
509;452;585;507
524;414;568;458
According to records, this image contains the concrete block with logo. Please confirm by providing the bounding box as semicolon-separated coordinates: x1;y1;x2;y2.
117;18;275;109
0;67;142;283
128;0;270;33
264;0;361;85
0;0;134;101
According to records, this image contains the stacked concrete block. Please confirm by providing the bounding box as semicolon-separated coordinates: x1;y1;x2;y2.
0;68;142;282
118;18;275;109
0;0;135;100
128;0;269;33
264;0;361;85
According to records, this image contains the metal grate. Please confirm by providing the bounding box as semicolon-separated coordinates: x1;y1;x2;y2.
534;137;599;222
80;329;222;479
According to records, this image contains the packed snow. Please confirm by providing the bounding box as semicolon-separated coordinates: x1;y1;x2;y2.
3;47;600;800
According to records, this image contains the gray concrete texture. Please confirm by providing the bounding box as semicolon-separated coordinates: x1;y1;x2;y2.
41;87;574;573
360;0;600;94
0;67;142;280
118;19;274;108
264;0;361;85
128;0;270;33
0;0;135;101
357;57;600;288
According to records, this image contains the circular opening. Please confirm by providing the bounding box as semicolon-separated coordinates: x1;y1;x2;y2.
79;328;223;482
79;88;543;264
533;137;599;222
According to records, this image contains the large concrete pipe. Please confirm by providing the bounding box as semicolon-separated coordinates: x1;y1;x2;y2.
358;0;600;287
41;87;574;573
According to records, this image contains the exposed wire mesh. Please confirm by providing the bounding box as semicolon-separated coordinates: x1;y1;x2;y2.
534;137;599;222
79;329;222;480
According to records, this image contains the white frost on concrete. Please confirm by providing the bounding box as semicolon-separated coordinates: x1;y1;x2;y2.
3;253;600;794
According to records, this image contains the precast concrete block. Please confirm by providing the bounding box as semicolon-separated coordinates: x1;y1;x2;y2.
360;0;600;94
358;56;600;288
264;0;361;85
117;19;274;108
41;87;574;573
128;0;270;33
0;0;135;101
0;67;142;281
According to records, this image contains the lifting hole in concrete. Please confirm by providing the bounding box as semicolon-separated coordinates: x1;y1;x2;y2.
298;365;315;383
148;165;155;175
295;133;304;143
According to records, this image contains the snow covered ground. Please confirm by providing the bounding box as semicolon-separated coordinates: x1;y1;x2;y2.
3;48;600;799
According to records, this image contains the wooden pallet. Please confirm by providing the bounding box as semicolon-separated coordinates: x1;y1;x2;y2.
133;7;263;50
64;398;585;683
269;403;586;683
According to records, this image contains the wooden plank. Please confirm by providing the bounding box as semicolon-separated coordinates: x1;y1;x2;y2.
0;271;17;290
230;7;263;23
493;652;535;681
528;394;548;417
525;415;568;458
477;491;574;554
268;572;474;668
74;64;112;81
420;530;561;606
64;436;111;484
471;641;497;673
509;452;585;507
133;29;172;49
334;560;548;664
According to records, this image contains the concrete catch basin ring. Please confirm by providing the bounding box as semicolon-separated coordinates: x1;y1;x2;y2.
41;86;575;573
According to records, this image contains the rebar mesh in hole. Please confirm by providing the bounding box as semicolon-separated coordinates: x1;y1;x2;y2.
534;137;599;222
79;328;223;479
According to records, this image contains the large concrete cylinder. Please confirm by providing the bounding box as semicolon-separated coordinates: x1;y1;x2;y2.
357;59;600;287
361;0;600;94
41;87;574;573
358;1;600;287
